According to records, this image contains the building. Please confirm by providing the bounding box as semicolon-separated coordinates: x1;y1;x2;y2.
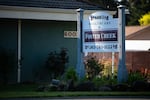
0;0;115;83
88;25;150;77
125;25;150;75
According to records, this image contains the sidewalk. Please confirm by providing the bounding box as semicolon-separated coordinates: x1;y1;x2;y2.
1;96;150;100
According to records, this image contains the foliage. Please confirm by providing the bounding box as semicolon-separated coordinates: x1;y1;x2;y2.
0;48;16;84
92;76;117;88
45;48;69;79
64;67;78;81
75;81;95;91
101;60;118;81
127;0;150;25
139;12;150;25
88;0;117;10
103;62;112;77
84;0;150;25
127;71;145;85
85;56;104;80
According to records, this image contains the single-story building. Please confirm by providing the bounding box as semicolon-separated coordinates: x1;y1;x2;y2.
126;25;150;51
125;25;150;74
0;0;115;83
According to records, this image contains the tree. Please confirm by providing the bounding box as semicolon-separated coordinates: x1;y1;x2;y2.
138;12;150;25
85;0;117;10
127;0;150;25
84;0;150;25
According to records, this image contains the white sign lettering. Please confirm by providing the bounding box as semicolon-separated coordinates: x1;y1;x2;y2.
84;43;118;52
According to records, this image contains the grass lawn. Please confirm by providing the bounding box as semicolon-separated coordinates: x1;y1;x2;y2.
0;84;150;98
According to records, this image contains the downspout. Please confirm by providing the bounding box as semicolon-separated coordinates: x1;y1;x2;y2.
17;19;21;83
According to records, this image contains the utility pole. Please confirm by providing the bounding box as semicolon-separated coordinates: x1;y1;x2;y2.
117;0;128;83
76;8;85;79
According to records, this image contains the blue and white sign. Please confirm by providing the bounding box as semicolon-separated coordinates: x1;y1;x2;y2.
83;12;118;52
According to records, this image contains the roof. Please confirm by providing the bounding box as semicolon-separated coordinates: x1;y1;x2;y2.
0;0;104;10
125;25;150;40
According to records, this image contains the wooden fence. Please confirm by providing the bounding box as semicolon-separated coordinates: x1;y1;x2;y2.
86;51;150;76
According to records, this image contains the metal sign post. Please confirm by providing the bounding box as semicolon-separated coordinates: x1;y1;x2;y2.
117;4;128;83
76;8;85;79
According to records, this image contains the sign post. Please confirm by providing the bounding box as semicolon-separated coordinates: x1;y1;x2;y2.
76;8;85;79
117;4;128;83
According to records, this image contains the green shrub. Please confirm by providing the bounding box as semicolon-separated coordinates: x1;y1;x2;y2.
102;60;117;79
64;67;78;82
85;56;104;80
92;76;117;88
45;48;69;79
127;71;145;84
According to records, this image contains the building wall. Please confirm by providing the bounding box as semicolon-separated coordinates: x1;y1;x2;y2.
0;19;77;83
0;19;18;83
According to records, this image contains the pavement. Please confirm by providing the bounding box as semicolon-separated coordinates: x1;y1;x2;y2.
1;96;150;100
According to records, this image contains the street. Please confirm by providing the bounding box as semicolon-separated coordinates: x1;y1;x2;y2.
1;97;150;100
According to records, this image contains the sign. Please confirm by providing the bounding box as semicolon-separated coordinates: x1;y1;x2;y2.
84;43;118;52
84;30;117;42
83;12;118;52
64;31;77;38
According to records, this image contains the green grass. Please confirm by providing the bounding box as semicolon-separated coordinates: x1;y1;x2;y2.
1;91;150;98
0;84;37;92
0;84;150;98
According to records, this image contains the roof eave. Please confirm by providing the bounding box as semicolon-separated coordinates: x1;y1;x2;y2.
0;5;116;21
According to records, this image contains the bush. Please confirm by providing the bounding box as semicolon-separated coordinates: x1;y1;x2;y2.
113;83;130;91
64;67;78;91
64;67;78;82
45;48;69;79
132;80;149;91
75;81;95;91
92;76;117;88
85;56;104;80
127;71;145;85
